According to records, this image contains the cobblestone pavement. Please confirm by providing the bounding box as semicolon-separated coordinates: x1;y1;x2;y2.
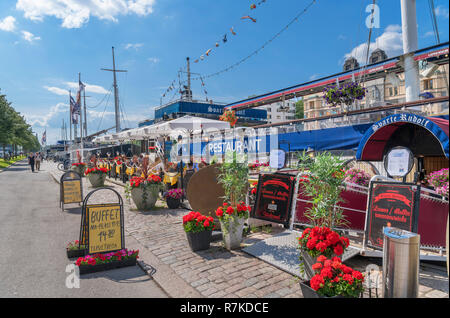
47;161;449;298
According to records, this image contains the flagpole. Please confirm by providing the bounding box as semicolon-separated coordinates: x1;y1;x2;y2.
69;90;73;146
79;73;83;146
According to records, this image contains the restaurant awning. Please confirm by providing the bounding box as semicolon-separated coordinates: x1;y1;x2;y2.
356;113;449;161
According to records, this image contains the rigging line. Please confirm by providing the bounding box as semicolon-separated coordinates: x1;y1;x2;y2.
428;0;440;44
96;88;111;132
358;0;377;86
181;0;317;84
87;85;113;109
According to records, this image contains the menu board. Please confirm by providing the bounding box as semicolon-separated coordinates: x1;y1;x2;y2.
365;181;420;249
252;173;296;227
85;204;124;254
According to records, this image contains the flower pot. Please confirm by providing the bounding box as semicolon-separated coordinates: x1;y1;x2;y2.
67;248;86;259
299;280;345;298
88;173;106;187
77;258;137;275
300;249;338;280
166;197;181;209
131;185;159;210
220;216;246;250
186;230;212;252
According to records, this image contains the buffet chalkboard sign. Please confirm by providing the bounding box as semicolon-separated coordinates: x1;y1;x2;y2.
252;173;296;227
365;181;420;250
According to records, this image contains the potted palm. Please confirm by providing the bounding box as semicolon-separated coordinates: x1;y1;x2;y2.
85;167;108;187
183;211;215;251
215;151;250;250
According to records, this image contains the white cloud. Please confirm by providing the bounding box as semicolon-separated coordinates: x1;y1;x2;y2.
148;57;160;63
125;43;144;50
65;82;109;94
26;102;68;127
0;16;16;32
16;0;156;29
343;24;403;65
435;5;449;19
21;30;41;42
44;86;68;96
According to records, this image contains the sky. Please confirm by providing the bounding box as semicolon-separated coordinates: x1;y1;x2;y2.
0;0;449;145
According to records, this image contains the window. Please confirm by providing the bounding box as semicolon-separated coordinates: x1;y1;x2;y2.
389;87;398;96
423;79;434;90
309;101;314;110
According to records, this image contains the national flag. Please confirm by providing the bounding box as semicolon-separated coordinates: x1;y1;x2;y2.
41;130;46;144
70;96;79;124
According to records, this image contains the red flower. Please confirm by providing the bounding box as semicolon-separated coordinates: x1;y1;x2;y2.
320;267;333;279
317;255;327;263
333;244;344;256
310;275;324;291
352;270;364;281
312;263;323;271
215;207;224;218
226;206;234;215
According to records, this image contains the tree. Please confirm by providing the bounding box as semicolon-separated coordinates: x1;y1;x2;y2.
295;100;304;119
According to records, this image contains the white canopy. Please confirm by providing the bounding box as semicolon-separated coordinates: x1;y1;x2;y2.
94;115;230;142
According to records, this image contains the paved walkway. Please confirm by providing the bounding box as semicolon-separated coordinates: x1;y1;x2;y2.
48;161;449;298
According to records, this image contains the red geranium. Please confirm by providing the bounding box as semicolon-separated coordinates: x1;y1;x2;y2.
308;256;364;298
298;226;349;258
183;211;215;233
215;202;250;220
85;167;108;175
128;174;162;188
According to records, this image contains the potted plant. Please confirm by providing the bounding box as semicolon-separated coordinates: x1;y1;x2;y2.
85;167;108;187
125;157;162;210
427;168;449;198
215;202;250;250
183;211;215;251
163;188;184;209
215;151;250;250
300;256;364;298
75;249;139;275
66;240;86;259
344;167;371;189
298;226;350;279
71;162;86;176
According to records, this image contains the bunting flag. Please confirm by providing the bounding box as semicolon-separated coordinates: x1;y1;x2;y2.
241;16;257;22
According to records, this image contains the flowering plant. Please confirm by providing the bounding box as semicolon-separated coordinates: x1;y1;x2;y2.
344;167;371;187
129;175;162;188
215;202;250;220
323;82;366;107
249;181;258;196
219;109;237;127
66;240;85;251
309;256;364;298
427;168;449;197
75;249;139;267
298;226;349;258
85;167;108;176
183;211;215;233
72;162;86;167
248;160;269;169
163;188;184;200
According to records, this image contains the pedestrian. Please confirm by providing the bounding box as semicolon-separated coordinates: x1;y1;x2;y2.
35;152;42;171
28;152;35;172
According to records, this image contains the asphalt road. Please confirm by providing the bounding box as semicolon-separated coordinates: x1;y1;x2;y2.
0;161;168;298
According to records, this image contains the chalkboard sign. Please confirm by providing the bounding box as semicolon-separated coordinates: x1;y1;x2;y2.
365;181;420;250
60;171;83;210
79;188;125;254
252;173;296;227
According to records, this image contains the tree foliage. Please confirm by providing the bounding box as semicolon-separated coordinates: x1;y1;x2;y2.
0;89;40;154
295;100;304;119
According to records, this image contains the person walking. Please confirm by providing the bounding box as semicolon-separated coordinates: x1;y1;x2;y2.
28;152;35;172
35;152;41;171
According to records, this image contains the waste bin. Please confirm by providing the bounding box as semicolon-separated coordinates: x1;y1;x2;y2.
382;227;420;298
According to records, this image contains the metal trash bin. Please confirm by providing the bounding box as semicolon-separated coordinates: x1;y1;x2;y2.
382;227;420;298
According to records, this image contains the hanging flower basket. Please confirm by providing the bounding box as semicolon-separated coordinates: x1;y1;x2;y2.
322;82;366;107
85;167;108;187
219;109;237;127
75;249;139;275
183;211;215;252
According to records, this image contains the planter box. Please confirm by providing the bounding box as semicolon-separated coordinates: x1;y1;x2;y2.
66;248;86;259
186;230;212;252
88;173;106;187
77;258;137;275
131;186;159;211
220;216;245;250
299;280;344;298
300;249;339;280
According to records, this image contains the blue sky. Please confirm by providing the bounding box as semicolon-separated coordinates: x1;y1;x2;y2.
0;0;449;144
